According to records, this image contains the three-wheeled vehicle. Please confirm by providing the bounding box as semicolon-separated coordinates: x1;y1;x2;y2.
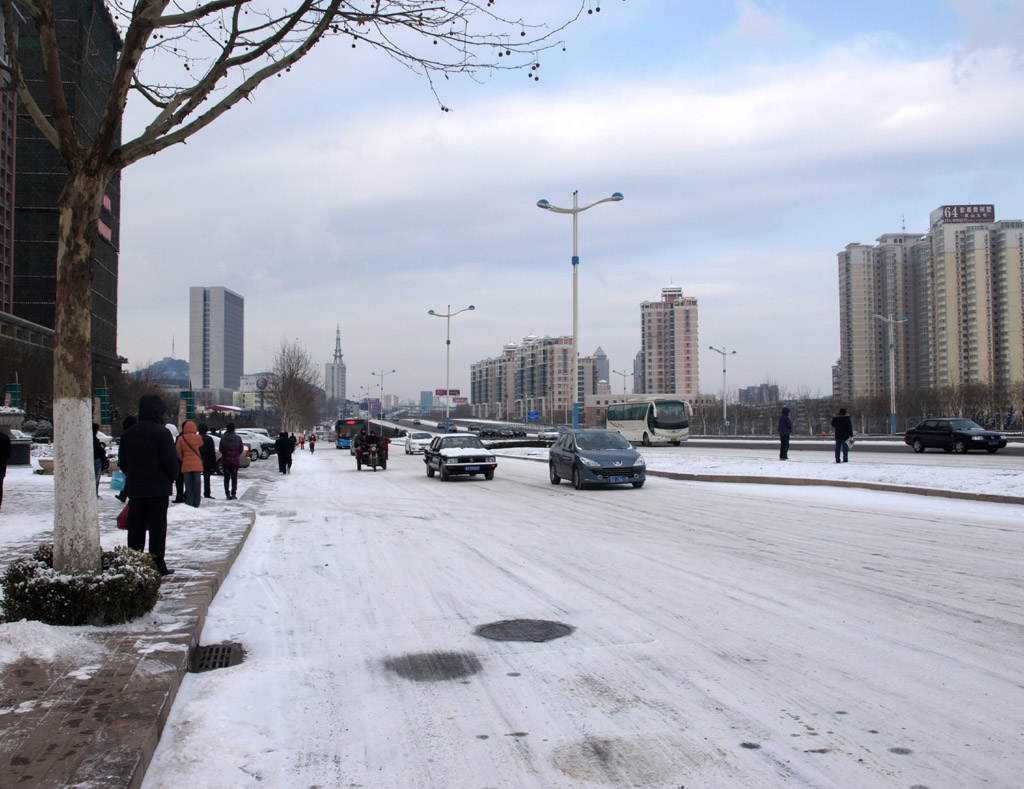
355;440;387;471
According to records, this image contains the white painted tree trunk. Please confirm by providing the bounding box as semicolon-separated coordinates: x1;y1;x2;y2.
52;397;101;572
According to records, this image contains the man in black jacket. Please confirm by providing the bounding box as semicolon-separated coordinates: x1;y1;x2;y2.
831;407;854;463
117;394;179;575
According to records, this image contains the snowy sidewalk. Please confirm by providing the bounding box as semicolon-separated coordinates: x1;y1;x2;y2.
0;465;260;788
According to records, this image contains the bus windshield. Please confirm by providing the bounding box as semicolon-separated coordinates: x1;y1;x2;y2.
652;401;689;429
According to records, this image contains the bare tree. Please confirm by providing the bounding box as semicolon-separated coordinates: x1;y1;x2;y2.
267;339;321;433
1;0;588;572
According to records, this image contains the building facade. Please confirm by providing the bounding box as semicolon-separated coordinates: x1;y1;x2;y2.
639;287;699;399
470;335;604;424
836;205;1024;401
189;286;244;400
325;325;346;405
11;0;122;368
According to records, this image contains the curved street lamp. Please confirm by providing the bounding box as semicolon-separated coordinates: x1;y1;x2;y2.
869;311;908;434
372;368;396;433
428;305;475;432
537;190;623;429
611;368;634;395
708;345;737;435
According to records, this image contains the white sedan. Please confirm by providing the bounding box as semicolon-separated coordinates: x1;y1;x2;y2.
404;432;433;454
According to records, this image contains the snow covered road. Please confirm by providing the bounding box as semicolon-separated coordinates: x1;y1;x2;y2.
141;447;1024;788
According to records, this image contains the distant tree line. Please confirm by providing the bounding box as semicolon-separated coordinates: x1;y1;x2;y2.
693;382;1024;436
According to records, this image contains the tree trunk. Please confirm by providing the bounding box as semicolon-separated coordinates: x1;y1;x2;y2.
52;169;108;574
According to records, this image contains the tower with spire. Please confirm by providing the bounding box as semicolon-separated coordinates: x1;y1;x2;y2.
325;326;347;407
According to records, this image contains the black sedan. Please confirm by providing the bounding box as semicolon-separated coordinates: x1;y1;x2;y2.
904;418;1007;454
424;434;497;481
549;428;646;489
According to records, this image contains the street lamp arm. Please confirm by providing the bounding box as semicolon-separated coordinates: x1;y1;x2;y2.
537;193;624;214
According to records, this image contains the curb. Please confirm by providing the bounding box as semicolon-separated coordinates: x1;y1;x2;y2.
500;454;1024;505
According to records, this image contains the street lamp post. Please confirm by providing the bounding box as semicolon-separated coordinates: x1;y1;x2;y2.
372;369;396;434
611;369;633;395
537;190;623;429
708;346;737;435
428;304;475;433
869;311;908;434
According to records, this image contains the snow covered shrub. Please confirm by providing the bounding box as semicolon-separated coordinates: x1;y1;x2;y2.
1;544;161;625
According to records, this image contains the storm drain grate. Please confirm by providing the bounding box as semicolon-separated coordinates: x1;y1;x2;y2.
191;642;245;673
475;619;574;643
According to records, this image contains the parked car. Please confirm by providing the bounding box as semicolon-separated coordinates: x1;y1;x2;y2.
538;427;560;443
549;428;646;490
237;429;275;459
423;434;497;481
904;418;1007;454
404;431;433;454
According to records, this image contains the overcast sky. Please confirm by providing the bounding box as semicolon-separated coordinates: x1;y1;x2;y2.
116;0;1024;403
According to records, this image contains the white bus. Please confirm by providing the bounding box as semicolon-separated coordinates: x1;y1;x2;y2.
605;398;692;446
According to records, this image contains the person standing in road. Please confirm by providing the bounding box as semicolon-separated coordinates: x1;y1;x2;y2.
175;420;205;507
219;423;243;499
831;407;854;463
197;422;217;499
777;406;793;460
118;394;179;576
308;433;316;453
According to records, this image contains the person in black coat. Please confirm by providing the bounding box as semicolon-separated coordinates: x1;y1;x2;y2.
115;414;137;503
117;394;179;576
0;429;11;511
275;431;294;474
197;422;217;498
830;407;854;463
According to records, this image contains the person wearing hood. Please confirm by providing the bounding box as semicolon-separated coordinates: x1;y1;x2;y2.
830;407;854;463
175;420;205;507
219;423;244;499
117;394;179;576
777;406;793;461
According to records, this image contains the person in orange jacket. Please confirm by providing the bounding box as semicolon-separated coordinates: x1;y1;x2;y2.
175;420;205;507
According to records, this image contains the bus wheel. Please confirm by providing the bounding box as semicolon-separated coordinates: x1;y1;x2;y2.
642;433;651;447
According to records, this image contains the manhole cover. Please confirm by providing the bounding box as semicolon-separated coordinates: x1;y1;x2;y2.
475;619;573;643
191;642;245;673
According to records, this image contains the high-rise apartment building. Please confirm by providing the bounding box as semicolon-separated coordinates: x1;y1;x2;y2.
0;7;19;316
639;287;699;399
189;287;244;399
836;204;1024;402
325;325;347;405
12;0;122;367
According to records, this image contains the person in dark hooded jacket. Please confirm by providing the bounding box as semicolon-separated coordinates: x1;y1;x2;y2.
777;406;793;461
117;394;179;575
275;431;294;473
197;422;217;498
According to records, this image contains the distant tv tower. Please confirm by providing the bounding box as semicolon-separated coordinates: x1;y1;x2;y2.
171;335;175;358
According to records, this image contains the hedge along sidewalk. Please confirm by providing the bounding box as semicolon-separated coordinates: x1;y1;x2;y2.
0;489;261;789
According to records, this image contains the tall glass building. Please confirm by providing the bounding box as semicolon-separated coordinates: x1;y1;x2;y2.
189;286;244;399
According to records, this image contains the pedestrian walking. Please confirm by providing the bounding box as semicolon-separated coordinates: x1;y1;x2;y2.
275;431;294;473
308;434;316;453
0;428;10;511
777;406;793;460
831;407;854;463
219;423;244;499
175;420;205;507
92;423;108;497
197;422;217;498
117;394;179;576
298;433;305;450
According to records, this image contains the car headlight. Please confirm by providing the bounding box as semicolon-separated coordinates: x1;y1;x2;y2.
635;454;646;466
578;455;600;467
485;456;495;463
971;435;985;441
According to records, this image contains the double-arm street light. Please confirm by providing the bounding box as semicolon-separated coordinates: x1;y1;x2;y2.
708;345;737;435
611;369;634;395
428;304;475;433
869;311;908;434
372;368;396;433
537;190;624;429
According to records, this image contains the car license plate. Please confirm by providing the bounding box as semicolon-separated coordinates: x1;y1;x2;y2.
465;465;480;471
609;476;627;483
989;441;999;446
